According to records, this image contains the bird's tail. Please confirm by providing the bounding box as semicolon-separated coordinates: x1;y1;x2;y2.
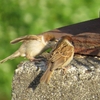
0;50;20;63
40;65;53;84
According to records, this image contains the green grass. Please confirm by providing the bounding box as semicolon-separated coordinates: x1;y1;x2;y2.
0;0;100;99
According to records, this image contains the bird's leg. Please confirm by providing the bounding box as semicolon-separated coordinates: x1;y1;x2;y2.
61;66;70;74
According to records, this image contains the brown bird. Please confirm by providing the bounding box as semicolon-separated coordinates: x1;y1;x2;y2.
0;34;55;63
40;36;74;84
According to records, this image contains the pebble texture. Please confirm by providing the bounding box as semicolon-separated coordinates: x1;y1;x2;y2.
12;56;100;100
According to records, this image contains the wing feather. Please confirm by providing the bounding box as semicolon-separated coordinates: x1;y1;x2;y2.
10;35;39;44
49;39;74;70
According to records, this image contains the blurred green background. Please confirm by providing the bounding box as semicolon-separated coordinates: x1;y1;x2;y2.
0;0;100;100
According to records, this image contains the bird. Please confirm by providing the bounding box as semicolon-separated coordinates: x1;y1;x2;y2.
40;35;74;84
0;33;56;63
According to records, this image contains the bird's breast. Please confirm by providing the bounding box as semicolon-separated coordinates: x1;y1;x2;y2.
26;40;46;56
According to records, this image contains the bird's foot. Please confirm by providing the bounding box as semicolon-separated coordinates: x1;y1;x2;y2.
62;66;70;74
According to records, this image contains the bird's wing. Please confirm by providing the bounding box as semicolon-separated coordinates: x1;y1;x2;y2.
10;35;39;44
49;41;74;70
50;41;73;62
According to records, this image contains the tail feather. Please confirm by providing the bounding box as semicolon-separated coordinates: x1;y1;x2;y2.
0;51;20;63
40;66;53;83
